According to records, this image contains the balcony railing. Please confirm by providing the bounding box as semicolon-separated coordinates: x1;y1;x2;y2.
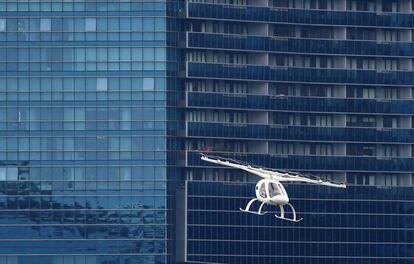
187;151;414;172
187;121;413;143
187;62;413;85
188;2;414;28
187;32;414;57
186;92;414;114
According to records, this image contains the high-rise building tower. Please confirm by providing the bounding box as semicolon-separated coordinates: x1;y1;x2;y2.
1;0;414;263
0;1;172;263
180;0;414;263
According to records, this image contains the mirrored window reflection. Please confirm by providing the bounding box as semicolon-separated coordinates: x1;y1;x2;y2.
85;18;96;32
0;19;6;32
97;78;107;91
40;18;51;32
0;168;5;180
143;78;154;91
0;167;18;181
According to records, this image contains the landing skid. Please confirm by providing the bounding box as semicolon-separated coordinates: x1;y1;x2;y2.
275;215;303;223
275;203;303;223
239;198;268;215
239;199;303;222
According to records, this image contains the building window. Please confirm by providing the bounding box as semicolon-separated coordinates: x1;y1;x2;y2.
97;78;107;91
85;18;96;32
272;0;289;8
143;78;154;90
40;18;51;32
271;143;293;155
0;167;18;181
382;0;397;12
383;116;398;128
0;168;5;181
0;19;5;32
273;113;290;125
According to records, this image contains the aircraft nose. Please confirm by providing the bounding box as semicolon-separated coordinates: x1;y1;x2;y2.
271;195;289;205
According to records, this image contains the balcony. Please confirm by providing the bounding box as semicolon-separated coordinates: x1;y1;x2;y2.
187;32;414;57
187;62;413;85
187;151;414;172
186;92;414;114
186;121;413;143
188;3;414;28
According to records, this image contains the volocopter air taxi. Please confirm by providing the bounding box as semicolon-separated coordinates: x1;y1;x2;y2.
200;153;346;222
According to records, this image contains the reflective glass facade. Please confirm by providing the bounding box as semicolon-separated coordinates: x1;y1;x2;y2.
183;0;414;190
3;0;414;263
0;1;170;263
180;0;414;262
186;181;414;264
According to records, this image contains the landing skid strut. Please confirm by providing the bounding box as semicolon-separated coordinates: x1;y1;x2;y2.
275;203;303;222
240;199;303;222
239;198;268;215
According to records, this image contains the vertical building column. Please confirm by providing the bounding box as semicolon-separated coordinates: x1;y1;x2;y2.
245;4;271;155
333;5;347;164
175;182;187;263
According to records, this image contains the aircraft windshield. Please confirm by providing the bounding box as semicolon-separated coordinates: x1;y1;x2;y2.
268;182;282;198
259;182;266;198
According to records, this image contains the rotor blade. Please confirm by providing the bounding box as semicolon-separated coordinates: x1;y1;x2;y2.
200;153;269;179
199;152;346;188
277;175;346;188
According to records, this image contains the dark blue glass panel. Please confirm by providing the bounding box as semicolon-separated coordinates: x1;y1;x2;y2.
186;181;414;264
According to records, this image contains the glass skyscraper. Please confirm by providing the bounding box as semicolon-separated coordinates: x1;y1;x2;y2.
1;0;414;263
181;0;414;263
0;1;171;263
